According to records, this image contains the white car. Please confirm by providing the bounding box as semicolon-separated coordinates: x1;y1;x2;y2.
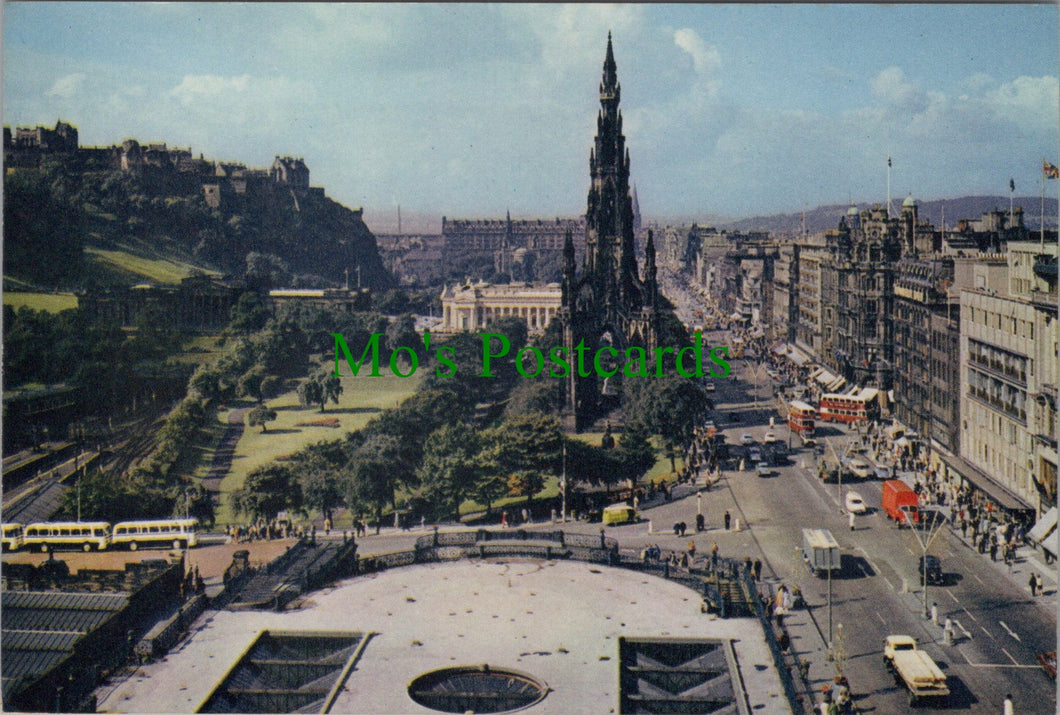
705;382;717;392
740;433;755;445
755;461;772;477
848;459;873;479
845;491;867;514
764;431;777;443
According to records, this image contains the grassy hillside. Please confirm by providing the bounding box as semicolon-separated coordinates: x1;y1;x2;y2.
2;292;79;313
85;245;220;285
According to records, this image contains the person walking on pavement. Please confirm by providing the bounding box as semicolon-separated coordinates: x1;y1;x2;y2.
753;558;763;581
724;510;732;531
1029;572;1038;597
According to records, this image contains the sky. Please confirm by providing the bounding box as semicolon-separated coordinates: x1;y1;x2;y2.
4;3;1058;231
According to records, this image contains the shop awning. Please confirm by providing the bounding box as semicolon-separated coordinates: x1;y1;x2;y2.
1042;530;1058;557
815;369;839;388
1028;506;1058;545
935;451;1032;514
786;345;812;366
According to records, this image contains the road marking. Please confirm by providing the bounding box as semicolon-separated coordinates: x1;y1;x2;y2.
980;625;993;639
998;622;1022;642
945;590;959;603
1001;647;1020;665
974;573;985;585
875;611;886;625
962;607;978;623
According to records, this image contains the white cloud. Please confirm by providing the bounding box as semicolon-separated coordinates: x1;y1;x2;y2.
45;72;85;98
170;74;251;104
985;75;1059;131
871;66;921;108
673;28;720;77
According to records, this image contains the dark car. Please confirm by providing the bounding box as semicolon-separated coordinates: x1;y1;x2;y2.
918;555;944;585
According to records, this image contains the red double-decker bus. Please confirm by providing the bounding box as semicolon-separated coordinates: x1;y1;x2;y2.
788;400;817;441
818;389;880;424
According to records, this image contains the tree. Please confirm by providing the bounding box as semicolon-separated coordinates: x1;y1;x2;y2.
481;413;562;506
228;291;270;334
345;433;414;534
231;464;302;522
617;421;658;484
418;423;482;522
237;365;268;401
624;375;705;472
247;404;278;432
298;370;343;412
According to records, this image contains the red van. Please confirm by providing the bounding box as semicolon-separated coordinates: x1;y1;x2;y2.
881;480;920;527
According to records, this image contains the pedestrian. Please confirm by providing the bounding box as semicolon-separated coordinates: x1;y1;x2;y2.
1029;572;1038;597
501;510;508;528
696;513;705;532
724;510;732;531
989;539;998;562
1003;693;1014;715
1035;572;1044;597
753;558;763;581
687;540;697;560
778;631;790;653
711;542;719;571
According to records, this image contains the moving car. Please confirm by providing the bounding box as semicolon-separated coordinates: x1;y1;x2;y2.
845;491;867;514
918;555;944;585
875;465;892;480
705;382;716;392
755;461;771;476
602;503;638;526
740;433;755;445
748;447;762;462
763;431;777;443
848;459;873;479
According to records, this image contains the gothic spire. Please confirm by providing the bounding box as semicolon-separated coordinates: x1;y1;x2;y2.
602;31;617;92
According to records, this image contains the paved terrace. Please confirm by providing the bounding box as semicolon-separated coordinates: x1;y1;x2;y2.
99;553;789;714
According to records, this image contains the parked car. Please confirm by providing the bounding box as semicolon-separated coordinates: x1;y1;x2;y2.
749;447;762;462
918;555;944;585
845;491;867;514
740;433;755;445
764;431;777;443
875;465;892;480
705;382;717;392
755;461;772;476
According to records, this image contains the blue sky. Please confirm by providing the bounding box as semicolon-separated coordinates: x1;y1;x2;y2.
4;3;1057;230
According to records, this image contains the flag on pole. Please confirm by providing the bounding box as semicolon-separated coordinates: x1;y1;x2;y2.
887;157;892;168
1045;160;1060;180
1010;178;1015;192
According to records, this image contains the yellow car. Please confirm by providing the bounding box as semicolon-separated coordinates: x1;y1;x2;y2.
602;503;638;526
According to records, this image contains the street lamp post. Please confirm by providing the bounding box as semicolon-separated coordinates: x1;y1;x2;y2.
908;506;950;618
561;443;567;524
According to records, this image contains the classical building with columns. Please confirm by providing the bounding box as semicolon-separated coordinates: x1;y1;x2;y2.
439;281;561;334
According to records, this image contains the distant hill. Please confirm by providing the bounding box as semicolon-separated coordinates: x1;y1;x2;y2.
717;196;1059;237
3;140;393;291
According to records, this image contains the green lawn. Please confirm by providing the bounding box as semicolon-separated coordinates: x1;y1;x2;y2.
3;292;79;313
215;366;423;525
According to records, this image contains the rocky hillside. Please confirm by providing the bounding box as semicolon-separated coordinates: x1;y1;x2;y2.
3;150;393;290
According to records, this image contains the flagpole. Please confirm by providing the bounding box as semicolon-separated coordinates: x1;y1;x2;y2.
1009;178;1014;233
1043;169;1047;251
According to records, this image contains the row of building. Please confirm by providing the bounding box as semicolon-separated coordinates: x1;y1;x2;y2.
747;201;1057;521
3;119;317;208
